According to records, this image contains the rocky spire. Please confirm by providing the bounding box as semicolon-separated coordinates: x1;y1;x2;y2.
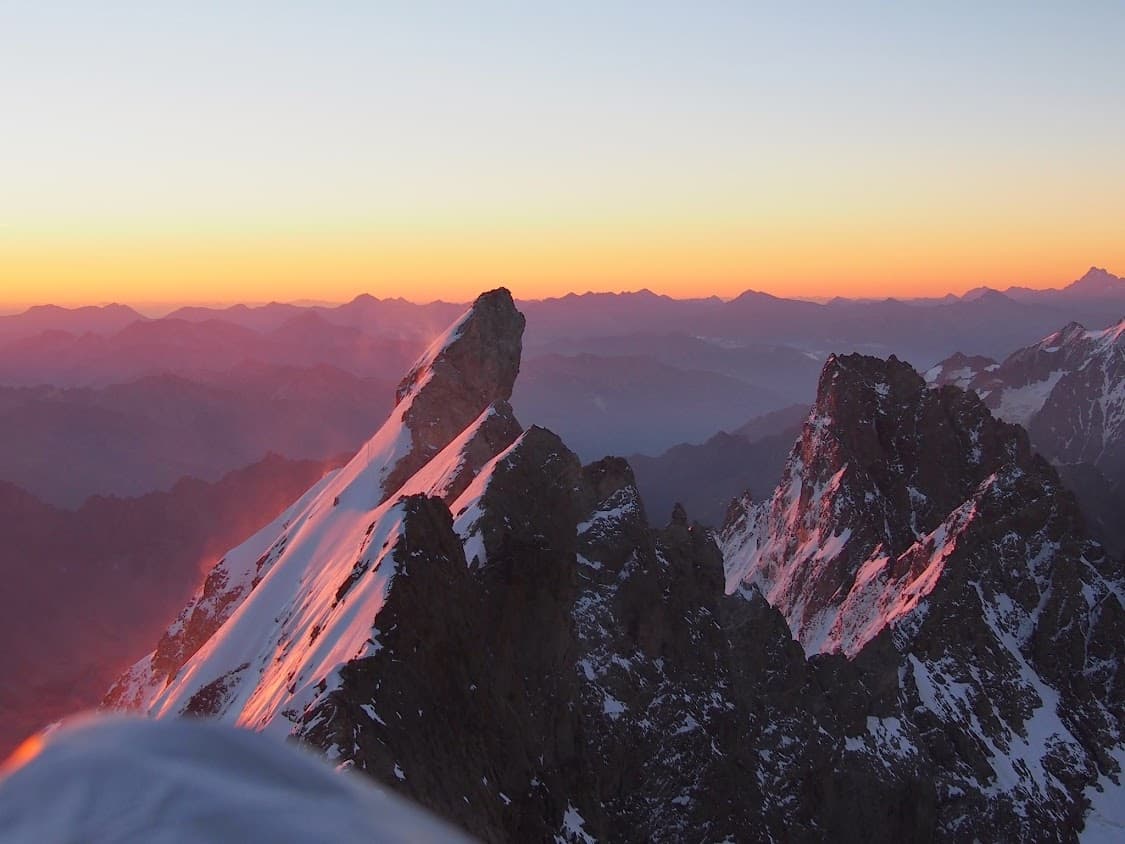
384;288;525;497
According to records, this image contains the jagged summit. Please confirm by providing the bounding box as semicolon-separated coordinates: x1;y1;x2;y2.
1037;320;1089;351
724;352;1038;654
721;350;1123;836
393;287;523;407
102;290;776;839
385;287;524;495
670;502;688;526
1068;265;1122;294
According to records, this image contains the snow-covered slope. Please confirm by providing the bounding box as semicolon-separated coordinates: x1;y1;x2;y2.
923;317;1125;558
105;288;525;725
926;317;1125;470
149;414;526;733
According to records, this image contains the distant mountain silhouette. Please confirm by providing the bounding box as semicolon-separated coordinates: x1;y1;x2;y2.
0;452;345;757
0;367;395;506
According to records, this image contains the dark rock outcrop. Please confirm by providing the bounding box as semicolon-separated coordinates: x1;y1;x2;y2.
386;288;525;496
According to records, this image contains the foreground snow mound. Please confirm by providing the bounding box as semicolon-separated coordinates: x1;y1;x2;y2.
0;715;470;843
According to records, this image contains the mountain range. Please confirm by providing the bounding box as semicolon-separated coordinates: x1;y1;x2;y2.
926;316;1125;557
2;267;1120;505
5;268;1122;376
101;289;1124;841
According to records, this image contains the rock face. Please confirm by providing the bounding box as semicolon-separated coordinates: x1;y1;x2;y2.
387;288;525;495
107;296;1125;841
725;353;1042;654
722;352;1125;839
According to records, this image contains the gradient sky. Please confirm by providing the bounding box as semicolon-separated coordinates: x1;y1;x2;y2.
3;1;1124;308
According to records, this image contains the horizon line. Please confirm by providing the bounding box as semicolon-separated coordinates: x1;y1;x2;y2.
0;265;1116;318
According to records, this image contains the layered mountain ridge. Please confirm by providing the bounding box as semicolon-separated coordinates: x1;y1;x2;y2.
107;291;1124;841
926;317;1124;462
926;316;1125;557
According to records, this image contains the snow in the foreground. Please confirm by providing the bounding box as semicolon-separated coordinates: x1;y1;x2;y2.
0;715;470;843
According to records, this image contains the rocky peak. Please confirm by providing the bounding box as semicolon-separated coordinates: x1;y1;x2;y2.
669;502;688;527
386;288;525;496
722;351;1125;838
811;353;1029;548
1068;265;1122;295
452;425;584;570
724;352;1047;652
394;287;523;407
721;489;753;535
98;290;1125;841
971;321;1097;407
105;291;527;711
1039;320;1088;350
580;456;636;507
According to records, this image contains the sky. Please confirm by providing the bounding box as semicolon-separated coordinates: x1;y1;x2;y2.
2;1;1124;309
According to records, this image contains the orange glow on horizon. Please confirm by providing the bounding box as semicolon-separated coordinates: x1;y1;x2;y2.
3;217;1121;312
4;5;1123;312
